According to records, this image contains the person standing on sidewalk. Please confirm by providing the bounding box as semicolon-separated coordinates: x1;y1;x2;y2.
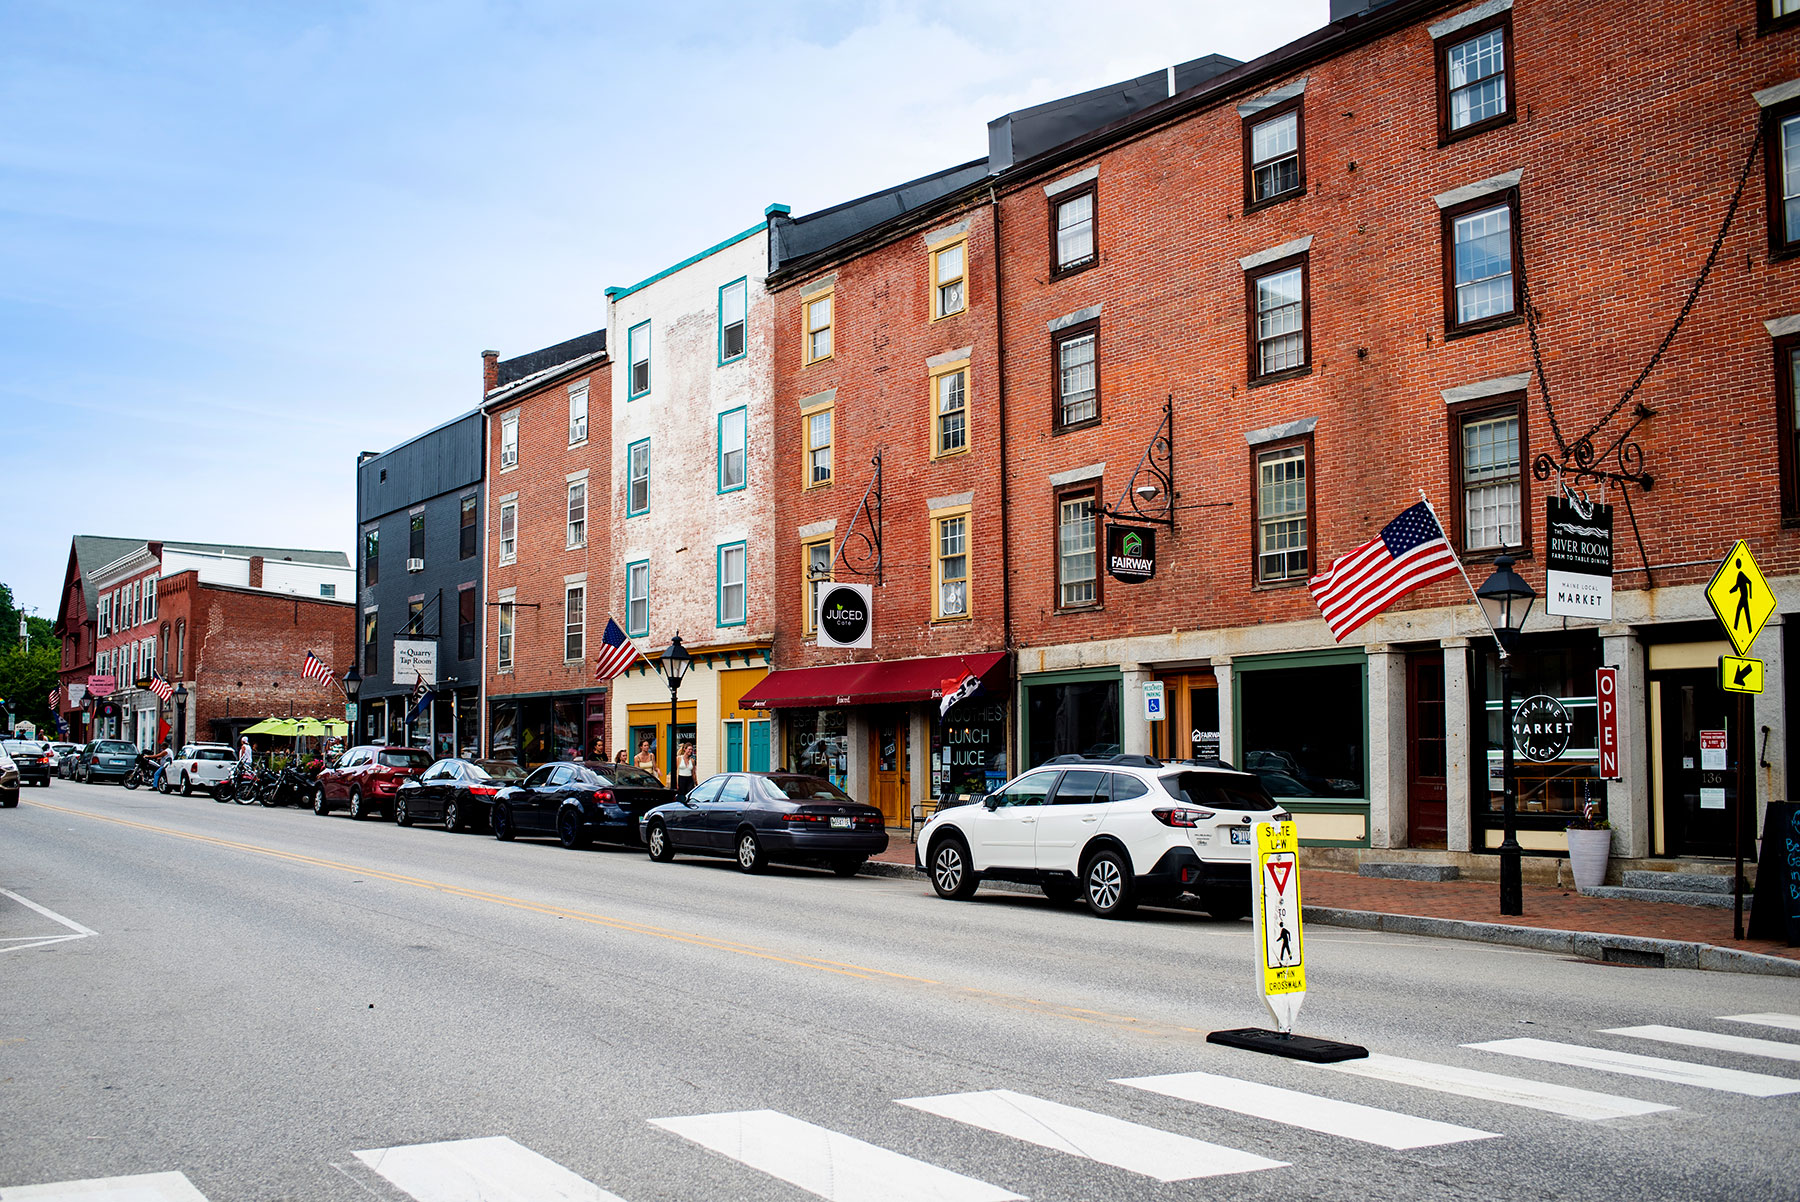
675;742;696;799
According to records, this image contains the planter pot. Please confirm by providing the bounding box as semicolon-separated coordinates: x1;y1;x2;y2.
1567;827;1613;892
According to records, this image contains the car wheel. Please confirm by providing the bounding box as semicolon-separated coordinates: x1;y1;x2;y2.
557;809;590;849
1082;849;1137;919
443;799;462;832
348;789;367;821
395;795;414;826
1;791;16;808
493;803;515;841
645;821;675;862
1042;877;1081;906
1203;889;1249;922
181;774;192;797
735;829;765;874
830;856;865;878
313;788;329;816
930;836;979;900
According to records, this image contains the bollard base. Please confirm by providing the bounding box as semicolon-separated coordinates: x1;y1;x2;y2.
1206;1027;1369;1063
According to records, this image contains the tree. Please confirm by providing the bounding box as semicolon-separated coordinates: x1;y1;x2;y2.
0;582;60;733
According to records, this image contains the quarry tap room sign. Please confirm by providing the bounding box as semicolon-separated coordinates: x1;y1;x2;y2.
1106;524;1157;584
1544;496;1613;620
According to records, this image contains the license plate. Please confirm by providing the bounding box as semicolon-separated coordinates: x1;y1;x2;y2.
830;816;852;829
1228;826;1252;845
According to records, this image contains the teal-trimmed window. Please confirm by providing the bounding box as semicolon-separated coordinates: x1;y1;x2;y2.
628;320;651;398
718;278;748;364
626;560;650;638
718;407;747;492
716;541;747;627
626;439;650;516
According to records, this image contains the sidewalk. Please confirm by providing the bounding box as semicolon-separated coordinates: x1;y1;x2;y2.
867;840;1800;975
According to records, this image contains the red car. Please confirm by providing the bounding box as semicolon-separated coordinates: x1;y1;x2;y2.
313;745;433;820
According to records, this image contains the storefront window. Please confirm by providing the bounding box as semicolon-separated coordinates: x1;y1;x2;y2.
553;700;582;760
786;708;848;790
934;699;1007;800
1477;639;1603;823
1239;663;1366;798
489;701;517;758
1025;678;1119;768
432;696;455;758
457;693;480;758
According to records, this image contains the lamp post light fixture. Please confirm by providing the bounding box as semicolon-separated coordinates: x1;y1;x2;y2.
1475;552;1537;917
174;683;188;751
342;666;363;741
661;633;692;786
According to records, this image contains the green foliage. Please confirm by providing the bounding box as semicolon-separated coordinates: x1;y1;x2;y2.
0;581;61;731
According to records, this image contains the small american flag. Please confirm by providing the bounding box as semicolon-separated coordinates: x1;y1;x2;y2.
49;685;60;711
593;618;646;681
147;671;174;703
301;652;334;686
1308;501;1461;641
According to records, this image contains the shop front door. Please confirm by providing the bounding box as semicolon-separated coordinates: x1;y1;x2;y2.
869;712;909;828
1407;651;1448;847
1656;669;1748;859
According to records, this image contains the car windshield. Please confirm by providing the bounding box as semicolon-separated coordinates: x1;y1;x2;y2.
96;741;136;754
193;749;234;761
2;741;42;754
473;760;525;782
766;776;855;802
1159;771;1281;811
378;749;433;769
589;765;663;788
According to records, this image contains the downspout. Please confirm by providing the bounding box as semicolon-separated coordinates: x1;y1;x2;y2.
989;184;1015;775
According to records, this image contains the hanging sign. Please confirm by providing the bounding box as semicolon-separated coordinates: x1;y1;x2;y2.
392;639;437;687
1253;820;1306;1034
86;674;115;697
1544;496;1613;620
1143;681;1165;722
816;583;873;649
1512;694;1573;763
1596;667;1619;780
1106;524;1157;584
1705;540;1776;657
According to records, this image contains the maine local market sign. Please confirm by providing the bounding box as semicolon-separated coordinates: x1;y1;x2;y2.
1512;694;1574;763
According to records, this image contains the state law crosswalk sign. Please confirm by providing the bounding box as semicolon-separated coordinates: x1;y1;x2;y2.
1253;820;1306;1034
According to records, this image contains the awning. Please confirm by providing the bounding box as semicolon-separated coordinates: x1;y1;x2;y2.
739;651;1007;710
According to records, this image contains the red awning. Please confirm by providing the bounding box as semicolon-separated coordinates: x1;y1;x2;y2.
740;652;1007;710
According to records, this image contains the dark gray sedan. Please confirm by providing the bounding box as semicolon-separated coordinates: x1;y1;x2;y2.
393;758;527;831
639;773;887;876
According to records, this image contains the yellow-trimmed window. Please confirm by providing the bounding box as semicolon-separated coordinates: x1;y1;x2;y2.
929;359;970;458
930;238;967;319
804;289;833;364
802;536;833;635
931;505;971;621
803;400;833;487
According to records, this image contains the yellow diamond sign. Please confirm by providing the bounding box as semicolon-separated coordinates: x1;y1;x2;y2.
1706;540;1776;657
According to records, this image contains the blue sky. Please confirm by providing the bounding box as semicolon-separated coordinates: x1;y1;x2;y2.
0;0;1327;618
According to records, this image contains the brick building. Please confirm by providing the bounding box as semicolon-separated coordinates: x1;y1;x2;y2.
480;329;612;764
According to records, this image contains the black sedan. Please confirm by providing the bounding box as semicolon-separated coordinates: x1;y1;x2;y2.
393;758;527;831
2;740;52;787
640;773;887;876
491;761;671;848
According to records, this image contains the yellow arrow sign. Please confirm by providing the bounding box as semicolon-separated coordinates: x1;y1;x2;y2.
1720;655;1764;695
1705;540;1776;657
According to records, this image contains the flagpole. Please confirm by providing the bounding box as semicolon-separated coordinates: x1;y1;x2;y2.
1417;489;1508;658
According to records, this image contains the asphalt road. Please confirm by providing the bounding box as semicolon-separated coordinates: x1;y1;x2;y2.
3;779;1796;1201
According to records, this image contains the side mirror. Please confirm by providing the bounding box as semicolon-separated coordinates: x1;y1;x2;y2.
983;794;1002;810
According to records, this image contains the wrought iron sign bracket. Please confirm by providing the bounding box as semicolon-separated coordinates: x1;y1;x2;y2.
832;450;885;585
1532;402;1657;586
1099;395;1175;529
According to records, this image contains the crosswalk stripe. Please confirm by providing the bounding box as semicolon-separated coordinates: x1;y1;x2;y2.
1318;1053;1674;1121
897;1089;1286;1182
649;1110;1023;1202
0;1172;210;1201
1466;1038;1800;1098
352;1136;628;1202
1719;1012;1800;1033
1604;1024;1800;1064
1113;1071;1500;1150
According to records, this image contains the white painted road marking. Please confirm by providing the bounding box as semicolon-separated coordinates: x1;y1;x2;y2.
0;1171;209;1200
1605;1024;1800;1064
1319;1053;1674;1121
650;1109;1023;1202
1719;1013;1800;1034
353;1136;628;1202
898;1089;1286;1182
0;887;97;955
1114;1070;1500;1150
1467;1038;1800;1098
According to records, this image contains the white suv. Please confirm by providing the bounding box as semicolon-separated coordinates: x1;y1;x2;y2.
172;744;237;795
916;754;1288;919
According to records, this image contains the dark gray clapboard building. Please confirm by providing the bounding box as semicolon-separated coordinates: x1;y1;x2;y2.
355;411;483;754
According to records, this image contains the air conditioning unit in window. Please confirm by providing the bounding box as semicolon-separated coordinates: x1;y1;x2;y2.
406;558;425;573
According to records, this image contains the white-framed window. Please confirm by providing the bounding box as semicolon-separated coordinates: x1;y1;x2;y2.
1444;24;1508;133
931;239;967;319
933;509;970;620
930;361;969;458
717;542;747;627
1249;106;1302;204
1460;408;1522;551
1256;442;1310;584
500;412;519;469
145;576;156;620
499;500;517;565
497;601;514;672
804;290;833;364
1054;190;1095;273
804;403;832;487
569;383;588;445
567;481;586;549
626;561;649;637
1056;326;1098;427
1450;201;1516;327
564;585;585;662
628;321;651;398
1057;493;1098;608
718;407;747;493
719;278;748;363
1252;262;1308;378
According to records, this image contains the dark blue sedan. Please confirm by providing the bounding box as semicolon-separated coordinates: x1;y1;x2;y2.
639;773;888;876
491;760;671;848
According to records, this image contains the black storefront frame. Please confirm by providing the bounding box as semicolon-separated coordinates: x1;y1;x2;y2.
487;687;606;766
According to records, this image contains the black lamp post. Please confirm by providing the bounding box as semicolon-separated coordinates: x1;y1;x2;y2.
174;683;188;751
342;666;362;741
661;633;691;786
1476;553;1537;917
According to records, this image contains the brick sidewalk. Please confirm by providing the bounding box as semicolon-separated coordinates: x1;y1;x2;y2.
872;839;1798;963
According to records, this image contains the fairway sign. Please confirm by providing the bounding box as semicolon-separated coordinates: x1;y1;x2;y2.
1253;820;1306;1033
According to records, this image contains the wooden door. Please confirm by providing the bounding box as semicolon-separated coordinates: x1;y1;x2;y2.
748;721;771;772
869;712;909;828
1406;651;1448;847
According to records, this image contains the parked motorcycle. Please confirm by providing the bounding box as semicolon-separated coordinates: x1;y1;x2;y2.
214;762;264;804
121;752;160;791
257;766;316;808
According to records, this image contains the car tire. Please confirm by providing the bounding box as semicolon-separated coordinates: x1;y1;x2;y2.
1;791;17;808
1203;889;1249;922
348;789;368;821
557;809;590;850
1082;849;1137;919
493;803;515;841
645;821;675;862
1042;877;1081;906
929;836;979;900
313;789;330;816
181;774;193;797
395;795;413;827
735;829;766;874
830;856;865;878
444;799;462;832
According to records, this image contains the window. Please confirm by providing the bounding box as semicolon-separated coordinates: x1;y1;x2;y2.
498;501;517;565
931;238;967;319
930;360;969;458
1247;256;1309;382
459;588;476;660
363;610;378;676
569;384;588;445
500;412;519;469
718;407;747;493
1766;0;1800;33
1776;334;1800;522
1245;100;1304;209
1765;101;1800;258
1051;186;1096;275
1442;191;1520;335
567;480;587;548
1054;322;1099;428
460;495;477;559
719;279;748;363
1436;16;1513;143
1057;491;1099;609
365;528;379;586
804;290;833;364
497;601;513;672
804;402;832;487
628;321;651;398
320;583;336;598
1255;441;1311;584
802;537;832;634
409;512;425;564
626;561;649;637
717;542;747;627
564;585;585;662
407;597;424;635
98;595;107;637
1454;401;1525;553
176;620;185;676
145;576;156;620
626;439;650;516
932;509;970;620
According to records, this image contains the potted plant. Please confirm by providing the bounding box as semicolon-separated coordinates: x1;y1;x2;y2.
1566;801;1613;892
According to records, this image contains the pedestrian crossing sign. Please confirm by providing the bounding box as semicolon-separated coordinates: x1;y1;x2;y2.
1705;540;1775;657
1254;820;1306;1033
1720;655;1764;695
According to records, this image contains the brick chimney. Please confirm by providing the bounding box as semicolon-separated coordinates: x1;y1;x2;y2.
248;556;264;588
482;349;500;396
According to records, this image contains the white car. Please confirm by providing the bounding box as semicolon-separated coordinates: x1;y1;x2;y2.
915;753;1288;919
171;743;237;795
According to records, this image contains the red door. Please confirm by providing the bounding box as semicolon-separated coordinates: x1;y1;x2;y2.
1406;652;1448;847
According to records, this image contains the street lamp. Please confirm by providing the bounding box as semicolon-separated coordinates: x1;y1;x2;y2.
342;666;362;741
661;633;692;787
1476;552;1537;917
174;683;188;751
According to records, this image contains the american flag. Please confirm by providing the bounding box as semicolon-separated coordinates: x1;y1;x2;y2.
1308;501;1461;641
593;618;646;681
147;671;174;703
301;652;334;686
49;685;60;712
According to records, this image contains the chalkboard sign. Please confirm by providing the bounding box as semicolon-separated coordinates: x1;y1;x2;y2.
1747;801;1800;945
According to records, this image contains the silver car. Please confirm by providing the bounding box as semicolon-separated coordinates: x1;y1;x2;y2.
0;750;18;807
